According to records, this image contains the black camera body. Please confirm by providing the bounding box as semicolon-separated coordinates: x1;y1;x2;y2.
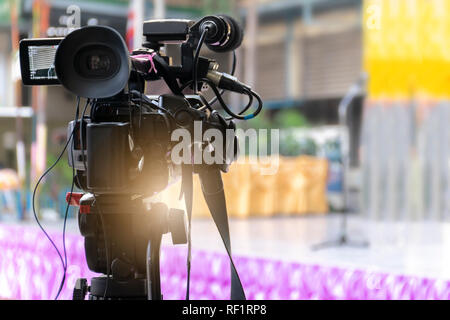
68;93;237;195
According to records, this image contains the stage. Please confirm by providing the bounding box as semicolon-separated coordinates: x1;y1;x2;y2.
1;214;450;300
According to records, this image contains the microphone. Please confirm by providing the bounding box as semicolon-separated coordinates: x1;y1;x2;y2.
196;15;244;53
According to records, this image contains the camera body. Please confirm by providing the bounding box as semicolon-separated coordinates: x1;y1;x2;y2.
68;93;237;196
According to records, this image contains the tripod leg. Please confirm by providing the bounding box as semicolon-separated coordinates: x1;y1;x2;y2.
73;278;88;300
311;240;342;251
311;235;369;251
344;240;370;248
146;240;152;300
311;235;346;251
146;234;163;300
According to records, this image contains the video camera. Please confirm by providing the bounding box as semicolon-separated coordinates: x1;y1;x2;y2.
20;15;262;300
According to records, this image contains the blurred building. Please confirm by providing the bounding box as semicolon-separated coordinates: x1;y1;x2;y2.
240;0;362;107
237;0;363;171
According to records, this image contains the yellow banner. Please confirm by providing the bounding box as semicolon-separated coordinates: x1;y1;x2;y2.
363;0;450;99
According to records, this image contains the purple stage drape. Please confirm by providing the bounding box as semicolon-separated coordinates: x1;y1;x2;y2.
1;223;449;300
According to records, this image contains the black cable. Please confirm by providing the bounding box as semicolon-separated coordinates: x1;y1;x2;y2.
54;99;81;299
130;99;154;112
130;58;147;130
201;78;262;120
56;98;81;299
55;98;84;299
130;90;167;113
197;93;213;112
128;93;136;137
237;88;254;115
249;90;263;117
180;49;254;118
180;78;255;119
182;50;236;101
130;91;178;124
32;141;69;300
32;98;80;300
193;28;209;93
208;50;236;106
230;50;237;75
79;99;90;172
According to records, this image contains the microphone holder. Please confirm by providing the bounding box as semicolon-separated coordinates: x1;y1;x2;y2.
311;74;370;251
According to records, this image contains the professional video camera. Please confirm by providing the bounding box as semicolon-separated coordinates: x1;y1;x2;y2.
19;15;262;300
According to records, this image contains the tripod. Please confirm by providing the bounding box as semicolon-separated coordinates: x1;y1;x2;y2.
312;74;369;251
77;236;162;300
70;194;186;300
311;210;369;251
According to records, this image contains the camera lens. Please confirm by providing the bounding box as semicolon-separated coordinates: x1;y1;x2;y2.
87;55;111;72
74;45;119;79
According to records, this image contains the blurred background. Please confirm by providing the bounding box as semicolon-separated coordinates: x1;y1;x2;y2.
1;0;448;222
0;0;450;300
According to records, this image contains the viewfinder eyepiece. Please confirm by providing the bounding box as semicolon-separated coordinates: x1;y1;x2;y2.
55;25;130;99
